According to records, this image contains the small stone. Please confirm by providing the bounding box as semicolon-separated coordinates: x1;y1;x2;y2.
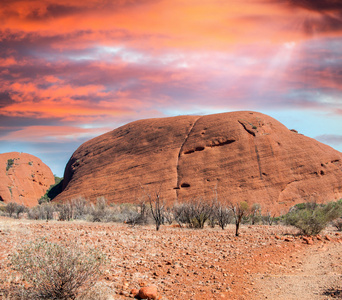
303;237;314;245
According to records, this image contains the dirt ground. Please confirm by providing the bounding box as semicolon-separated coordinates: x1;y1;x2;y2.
0;216;341;299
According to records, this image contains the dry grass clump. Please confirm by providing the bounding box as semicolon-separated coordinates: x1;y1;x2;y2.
11;238;106;299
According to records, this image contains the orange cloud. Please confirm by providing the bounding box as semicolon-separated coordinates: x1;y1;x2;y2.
1;0;335;52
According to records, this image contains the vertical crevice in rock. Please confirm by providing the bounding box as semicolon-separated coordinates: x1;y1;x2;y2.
254;145;263;180
175;116;202;199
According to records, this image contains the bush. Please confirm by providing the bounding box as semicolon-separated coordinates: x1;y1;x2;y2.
11;238;106;299
57;202;73;221
71;197;88;220
172;199;212;229
212;201;233;230
5;202;17;217
261;211;276;225
86;197;116;222
285;202;342;235
27;203;56;220
6;159;14;171
124;201;150;226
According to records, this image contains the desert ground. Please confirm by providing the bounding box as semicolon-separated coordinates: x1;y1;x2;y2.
0;216;341;299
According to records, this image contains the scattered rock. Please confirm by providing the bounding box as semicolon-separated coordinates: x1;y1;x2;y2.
130;288;139;296
303;237;314;245
136;285;159;300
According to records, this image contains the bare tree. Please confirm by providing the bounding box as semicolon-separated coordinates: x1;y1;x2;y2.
230;201;249;236
5;202;17;217
71;197;88;219
187;198;213;229
250;203;261;225
58;202;73;221
172;203;186;228
164;206;174;225
15;204;26;219
213;200;233;230
262;210;276;225
148;191;165;231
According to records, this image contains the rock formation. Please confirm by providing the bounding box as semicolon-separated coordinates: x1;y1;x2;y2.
0;152;55;207
54;111;342;214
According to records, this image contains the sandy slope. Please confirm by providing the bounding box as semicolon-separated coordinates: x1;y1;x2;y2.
254;239;342;299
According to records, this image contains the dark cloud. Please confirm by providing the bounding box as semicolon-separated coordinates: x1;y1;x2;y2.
1;0;161;22
0;92;13;108
268;0;342;34
26;4;85;20
286;0;342;12
0;115;63;129
303;13;342;35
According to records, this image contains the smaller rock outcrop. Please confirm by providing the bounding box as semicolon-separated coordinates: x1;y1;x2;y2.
0;152;55;207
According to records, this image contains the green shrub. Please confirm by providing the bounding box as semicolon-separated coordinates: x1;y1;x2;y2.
39;175;63;204
11;238;106;299
6;159;14;171
285;202;342;235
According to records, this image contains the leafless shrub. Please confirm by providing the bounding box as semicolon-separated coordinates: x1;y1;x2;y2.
164;206;174;225
57;202;73;221
230;201;249;236
125;201;149;226
262;211;276;225
5;202;17;218
208;212;217;228
71;197;88;220
249;203;261;225
87;197;112;222
172;203;187;228
147;191;165;231
27;203;55;220
213;201;233;230
173;198;213;229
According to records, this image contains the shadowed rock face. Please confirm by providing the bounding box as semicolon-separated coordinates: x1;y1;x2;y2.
54;111;342;214
0;152;55;207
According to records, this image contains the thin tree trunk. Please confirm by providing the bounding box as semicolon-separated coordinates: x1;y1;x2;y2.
235;221;240;236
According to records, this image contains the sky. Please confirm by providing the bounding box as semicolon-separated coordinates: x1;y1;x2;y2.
1;0;342;177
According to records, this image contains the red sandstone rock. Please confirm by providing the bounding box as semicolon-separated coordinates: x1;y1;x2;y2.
137;285;159;300
54;111;342;214
0;152;55;207
130;288;139;296
303;237;314;245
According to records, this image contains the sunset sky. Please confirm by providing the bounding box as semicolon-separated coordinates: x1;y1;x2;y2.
1;0;342;176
